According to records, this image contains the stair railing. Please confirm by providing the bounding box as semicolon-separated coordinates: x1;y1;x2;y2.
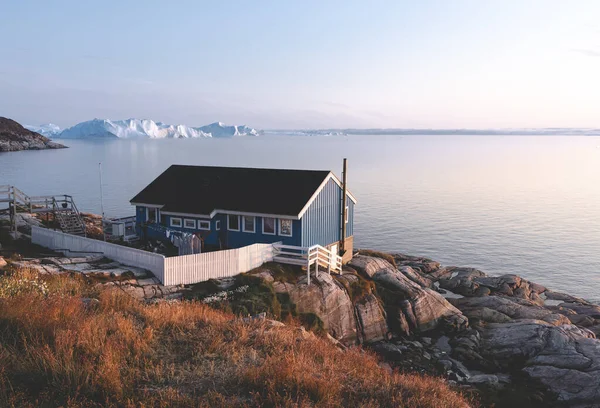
272;243;343;285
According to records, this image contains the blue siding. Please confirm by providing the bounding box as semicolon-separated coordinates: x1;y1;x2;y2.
135;206;301;248
222;216;301;247
300;178;354;247
347;198;354;237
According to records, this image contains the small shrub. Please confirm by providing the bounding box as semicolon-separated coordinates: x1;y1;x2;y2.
357;248;397;267
189;274;282;319
248;262;303;283
298;313;326;336
0;269;48;298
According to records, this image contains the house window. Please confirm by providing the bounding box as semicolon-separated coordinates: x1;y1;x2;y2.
345;206;349;224
184;219;196;229
228;215;240;231
147;208;157;223
263;217;275;235
279;219;292;237
216;220;221;230
243;216;255;233
170;217;182;227
198;220;210;230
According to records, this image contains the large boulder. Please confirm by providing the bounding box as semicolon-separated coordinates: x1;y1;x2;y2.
349;255;468;334
479;320;600;405
347;255;394;279
354;293;389;343
273;273;359;344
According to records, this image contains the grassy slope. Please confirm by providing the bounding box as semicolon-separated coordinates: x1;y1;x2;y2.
0;268;472;407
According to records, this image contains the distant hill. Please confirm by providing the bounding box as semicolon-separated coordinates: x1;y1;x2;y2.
27;118;261;139
0;117;66;152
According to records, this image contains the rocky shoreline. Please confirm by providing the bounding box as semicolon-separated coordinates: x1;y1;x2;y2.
0;117;66;152
1;217;599;406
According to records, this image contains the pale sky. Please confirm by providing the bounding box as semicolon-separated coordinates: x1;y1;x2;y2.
2;0;600;129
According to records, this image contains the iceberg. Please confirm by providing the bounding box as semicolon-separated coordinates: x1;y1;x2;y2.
44;118;260;139
24;123;62;138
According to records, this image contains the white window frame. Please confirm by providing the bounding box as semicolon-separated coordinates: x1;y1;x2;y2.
146;207;157;223
242;216;256;233
184;219;196;229
198;220;211;230
170;217;182;228
262;217;276;235
228;215;240;231
345;206;349;224
279;219;293;237
216;220;221;230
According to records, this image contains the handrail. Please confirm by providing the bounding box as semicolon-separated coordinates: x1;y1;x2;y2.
273;242;342;285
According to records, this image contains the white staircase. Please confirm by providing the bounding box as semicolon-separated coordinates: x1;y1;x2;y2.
273;243;343;285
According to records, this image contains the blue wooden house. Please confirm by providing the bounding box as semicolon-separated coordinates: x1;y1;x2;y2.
130;164;356;262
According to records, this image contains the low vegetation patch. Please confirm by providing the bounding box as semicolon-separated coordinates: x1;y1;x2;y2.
357;249;397;267
0;268;472;407
334;268;378;304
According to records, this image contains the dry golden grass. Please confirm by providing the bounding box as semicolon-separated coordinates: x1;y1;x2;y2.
0;268;472;407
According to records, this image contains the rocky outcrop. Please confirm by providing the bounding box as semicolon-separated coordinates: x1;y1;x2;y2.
0;117;66;152
449;296;572;326
272;273;359;343
349;255;468;335
354;293;389;343
480;320;600;404
406;256;600;406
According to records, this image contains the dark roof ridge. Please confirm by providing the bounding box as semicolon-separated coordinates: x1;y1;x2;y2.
167;164;331;173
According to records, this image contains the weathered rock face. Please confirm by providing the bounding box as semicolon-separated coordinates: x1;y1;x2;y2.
449;296;572;326
407;255;600;406
479;320;600;404
349;255;468;335
434;267;546;305
272;273;359;344
0;117;66;152
354;293;389;343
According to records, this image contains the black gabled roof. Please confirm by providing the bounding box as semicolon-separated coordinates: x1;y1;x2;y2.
130;165;332;217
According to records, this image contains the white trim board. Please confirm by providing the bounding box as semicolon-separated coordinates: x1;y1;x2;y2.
297;172;357;219
211;209;298;220
131;202;164;208
329;173;358;203
156;209;297;220
161;211;212;218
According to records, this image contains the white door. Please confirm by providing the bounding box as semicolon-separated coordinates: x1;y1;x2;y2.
330;244;338;265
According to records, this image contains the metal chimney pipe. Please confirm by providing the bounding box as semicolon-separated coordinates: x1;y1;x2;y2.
340;158;347;255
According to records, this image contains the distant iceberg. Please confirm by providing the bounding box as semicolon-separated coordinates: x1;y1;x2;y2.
264;129;348;137
24;123;62;138
28;118;260;139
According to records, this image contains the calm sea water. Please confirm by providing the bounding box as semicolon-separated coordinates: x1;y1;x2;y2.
1;135;599;301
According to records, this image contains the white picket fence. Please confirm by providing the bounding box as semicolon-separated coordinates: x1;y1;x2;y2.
31;226;275;286
163;243;276;286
